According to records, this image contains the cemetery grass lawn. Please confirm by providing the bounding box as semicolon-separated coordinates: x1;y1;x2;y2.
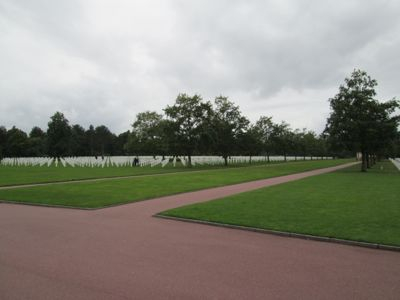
0;161;270;187
0;159;352;208
160;161;400;247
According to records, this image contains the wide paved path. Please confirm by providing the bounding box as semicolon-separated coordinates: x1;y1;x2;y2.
1;162;399;299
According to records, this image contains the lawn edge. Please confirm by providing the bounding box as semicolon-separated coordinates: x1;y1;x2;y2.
154;214;400;252
0;199;97;210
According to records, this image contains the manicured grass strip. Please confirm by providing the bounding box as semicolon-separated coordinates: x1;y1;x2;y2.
0;161;267;186
0;159;351;208
0;164;180;186
161;161;400;247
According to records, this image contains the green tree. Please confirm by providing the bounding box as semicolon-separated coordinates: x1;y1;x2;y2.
0;126;7;159
70;124;88;156
126;111;165;156
115;131;130;155
291;129;303;160
237;124;262;163
164;94;212;166
254;116;275;162
85;125;95;156
94;125;115;157
47;112;72;158
301;130;318;159
315;134;329;159
26;126;47;156
325;69;399;171
5;126;28;157
367;100;400;162
211;96;249;166
270;122;292;161
161;119;180;158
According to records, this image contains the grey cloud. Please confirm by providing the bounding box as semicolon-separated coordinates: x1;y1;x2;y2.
1;0;399;134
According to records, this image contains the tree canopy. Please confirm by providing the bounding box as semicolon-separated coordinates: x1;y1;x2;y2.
126;111;165;156
3;75;397;163
47;112;71;158
211;96;250;165
325;69;399;171
164;94;213;166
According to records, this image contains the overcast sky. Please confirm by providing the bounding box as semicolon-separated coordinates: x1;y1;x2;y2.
1;0;399;134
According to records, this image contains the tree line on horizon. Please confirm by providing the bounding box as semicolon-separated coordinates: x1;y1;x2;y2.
0;69;399;170
0;99;334;165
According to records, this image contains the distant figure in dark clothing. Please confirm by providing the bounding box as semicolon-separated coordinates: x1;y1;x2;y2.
133;157;139;166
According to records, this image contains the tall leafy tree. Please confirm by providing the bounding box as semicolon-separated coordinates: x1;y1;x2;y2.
94;125;115;157
161;119;180;158
325;69;399;171
164;94;212;166
47;112;71;158
315;134;329;159
301;130;318;159
0;126;7;159
211;96;249;165
86;125;96;156
5;126;28;157
270;122;292;161
126;111;165;156
291;129;322;160
395;134;400;157
290;129;303;160
26;126;47;156
254;116;275;162
70;124;88;156
115;131;130;155
237;124;262;163
367;99;400;163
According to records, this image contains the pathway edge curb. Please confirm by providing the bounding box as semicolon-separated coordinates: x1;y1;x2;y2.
0;199;97;210
154;214;400;252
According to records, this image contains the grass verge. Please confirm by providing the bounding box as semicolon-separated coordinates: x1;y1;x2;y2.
160;161;400;247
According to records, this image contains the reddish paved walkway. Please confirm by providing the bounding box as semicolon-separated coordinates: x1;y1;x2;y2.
1;162;399;299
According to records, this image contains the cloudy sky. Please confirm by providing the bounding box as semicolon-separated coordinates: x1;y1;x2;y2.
1;0;399;134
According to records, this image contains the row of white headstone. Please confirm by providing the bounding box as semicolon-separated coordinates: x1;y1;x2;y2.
0;155;333;167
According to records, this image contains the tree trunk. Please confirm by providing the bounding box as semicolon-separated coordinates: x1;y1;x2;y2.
267;154;270;163
361;151;367;172
223;155;228;166
284;153;287;162
249;156;252;165
188;154;192;168
366;152;371;169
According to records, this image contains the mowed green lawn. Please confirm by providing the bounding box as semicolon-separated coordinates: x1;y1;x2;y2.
0;161;269;187
161;161;400;247
0;159;351;208
0;163;209;187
